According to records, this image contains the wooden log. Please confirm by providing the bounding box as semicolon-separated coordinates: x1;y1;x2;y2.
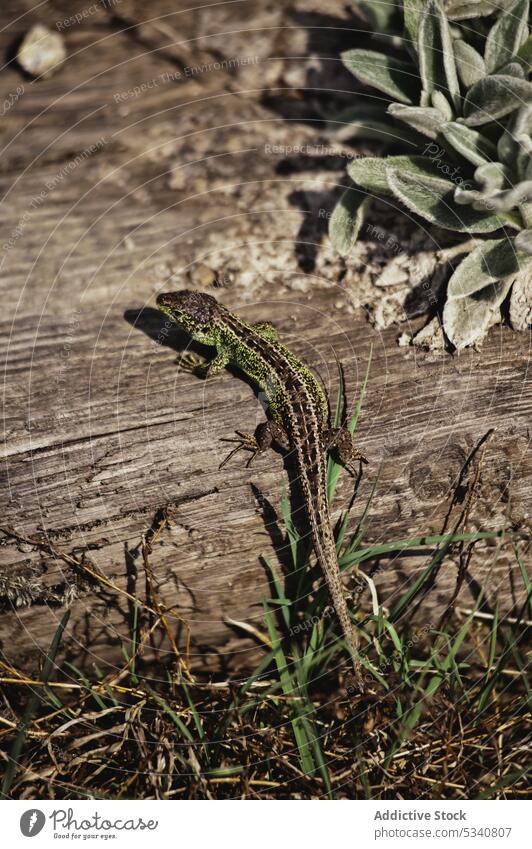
0;2;529;677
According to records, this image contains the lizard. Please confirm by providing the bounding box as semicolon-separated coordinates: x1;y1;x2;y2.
156;289;367;687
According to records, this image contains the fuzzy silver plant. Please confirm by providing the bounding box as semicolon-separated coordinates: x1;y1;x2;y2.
330;0;532;347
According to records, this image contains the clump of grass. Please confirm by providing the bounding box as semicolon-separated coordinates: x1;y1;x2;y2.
0;365;529;799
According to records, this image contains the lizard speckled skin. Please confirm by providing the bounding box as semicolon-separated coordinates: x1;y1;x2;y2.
157;289;366;685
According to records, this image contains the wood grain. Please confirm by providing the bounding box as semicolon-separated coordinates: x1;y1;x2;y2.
0;1;530;676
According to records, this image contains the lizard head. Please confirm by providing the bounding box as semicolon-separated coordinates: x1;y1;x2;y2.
156;289;220;337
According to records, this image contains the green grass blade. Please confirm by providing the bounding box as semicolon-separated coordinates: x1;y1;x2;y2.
342;459;383;557
513;543;531;617
147;688;194;743
262;602;316;775
340;531;504;571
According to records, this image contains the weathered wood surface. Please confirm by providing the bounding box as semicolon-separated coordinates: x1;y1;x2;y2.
0;0;530;676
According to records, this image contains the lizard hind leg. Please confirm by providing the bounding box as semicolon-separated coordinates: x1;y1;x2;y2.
324;427;368;476
219;420;289;469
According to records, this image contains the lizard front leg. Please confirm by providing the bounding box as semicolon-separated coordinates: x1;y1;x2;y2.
219;420;290;469
176;348;230;378
323;427;368;475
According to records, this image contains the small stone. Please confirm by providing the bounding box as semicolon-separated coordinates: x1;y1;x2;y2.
188;263;216;288
17;24;66;78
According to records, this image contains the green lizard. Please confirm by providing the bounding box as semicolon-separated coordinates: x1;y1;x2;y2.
156;289;367;686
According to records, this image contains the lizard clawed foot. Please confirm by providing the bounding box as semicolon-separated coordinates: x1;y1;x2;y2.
219;431;262;469
343;450;368;477
175;352;206;374
325;427;368;477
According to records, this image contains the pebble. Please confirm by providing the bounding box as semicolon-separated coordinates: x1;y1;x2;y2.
17;24;66;78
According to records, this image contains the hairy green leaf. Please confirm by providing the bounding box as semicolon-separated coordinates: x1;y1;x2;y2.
514;229;532;254
386;167;506;231
456;179;532;214
357;0;401;31
454;39;487;88
441;121;497;166
489;181;532;211
447;238;523;297
341;49;419;104
347;154;443;195
403;0;426;56
516;33;532;65
475;162;509;191
443;277;513;348
387;103;446;138
418;0;461;110
445;0;517;19
432;90;454;119
484;0;529;73
497;61;526;78
329;188;368;256
463;75;532;126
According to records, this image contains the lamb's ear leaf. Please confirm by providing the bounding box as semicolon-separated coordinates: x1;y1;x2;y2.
443;277;513;348
387;103;445;139
446;238;522;298
431;90;453;119
454;40;486;88
385;167;506;231
357;0;401;31
484;0;529;73
514;230;532;255
329;189;369;257
418;0;461;111
441;121;497;166
341;50;419;104
347;155;443;195
474;162;509;192
463;75;532;126
446;0;517;19
403;0;425;57
496;61;526;78
444;238;526;348
516;33;532;67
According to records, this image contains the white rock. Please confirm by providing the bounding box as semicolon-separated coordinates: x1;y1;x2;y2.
17;25;66;78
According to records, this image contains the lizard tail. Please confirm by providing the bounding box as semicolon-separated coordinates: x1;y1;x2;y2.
314;518;364;690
